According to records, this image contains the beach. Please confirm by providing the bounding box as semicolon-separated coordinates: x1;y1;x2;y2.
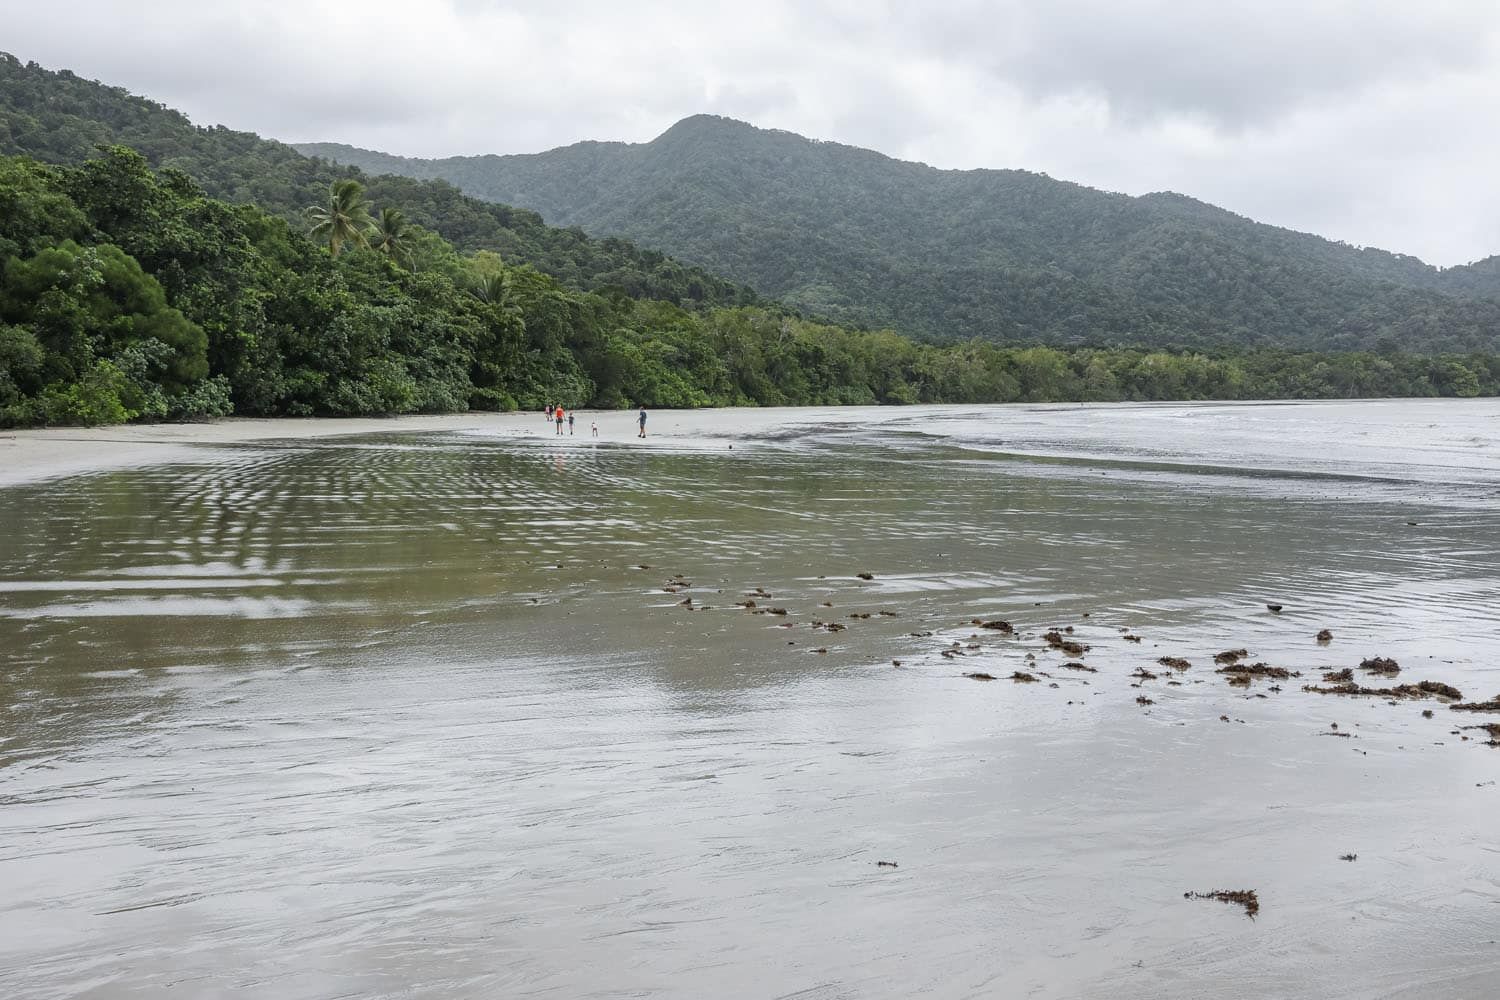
2;399;1498;998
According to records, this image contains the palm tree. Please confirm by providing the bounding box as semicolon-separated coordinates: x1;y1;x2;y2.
370;207;413;269
305;179;372;257
471;272;509;306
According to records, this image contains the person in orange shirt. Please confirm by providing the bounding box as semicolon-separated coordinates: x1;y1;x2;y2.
555;406;566;435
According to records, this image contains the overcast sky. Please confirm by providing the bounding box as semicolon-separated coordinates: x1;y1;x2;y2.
5;0;1498;265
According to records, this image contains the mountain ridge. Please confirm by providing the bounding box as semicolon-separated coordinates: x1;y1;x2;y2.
298;114;1500;352
298;113;1490;275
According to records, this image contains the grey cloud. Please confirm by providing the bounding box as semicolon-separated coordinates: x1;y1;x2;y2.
897;0;1498;127
2;0;1498;263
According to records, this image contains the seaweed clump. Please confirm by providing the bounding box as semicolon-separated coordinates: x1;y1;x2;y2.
1460;723;1500;746
1303;680;1462;701
1185;889;1259;918
1043;631;1087;657
1216;662;1296;680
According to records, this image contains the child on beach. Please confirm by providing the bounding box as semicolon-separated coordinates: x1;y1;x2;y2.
637;406;647;438
568;412;575;435
591;421;598;438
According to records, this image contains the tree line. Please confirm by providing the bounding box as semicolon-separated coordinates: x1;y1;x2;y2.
2;147;1497;428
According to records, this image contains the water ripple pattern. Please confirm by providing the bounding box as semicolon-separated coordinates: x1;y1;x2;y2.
2;400;1499;999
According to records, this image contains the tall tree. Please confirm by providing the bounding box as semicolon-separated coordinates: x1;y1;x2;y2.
305;179;371;257
370;206;412;268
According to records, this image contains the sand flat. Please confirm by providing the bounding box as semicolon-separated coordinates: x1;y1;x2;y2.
3;399;1499;998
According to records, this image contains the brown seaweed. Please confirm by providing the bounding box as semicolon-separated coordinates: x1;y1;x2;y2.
1216;662;1296;680
1185;889;1259;918
1304;680;1463;701
1359;656;1400;675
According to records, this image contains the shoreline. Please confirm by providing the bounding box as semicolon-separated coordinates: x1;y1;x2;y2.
0;407;841;486
2;396;1490;489
0;412;537;488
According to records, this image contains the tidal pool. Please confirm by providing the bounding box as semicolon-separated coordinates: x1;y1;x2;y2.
2;400;1498;998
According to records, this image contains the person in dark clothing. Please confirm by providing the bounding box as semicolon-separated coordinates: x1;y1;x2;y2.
637;407;647;438
568;412;575;435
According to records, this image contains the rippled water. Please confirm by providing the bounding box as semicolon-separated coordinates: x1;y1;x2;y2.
3;400;1499;999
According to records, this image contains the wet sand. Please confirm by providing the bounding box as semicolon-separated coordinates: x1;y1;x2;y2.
0;409;717;486
1;400;1498;998
0;405;939;487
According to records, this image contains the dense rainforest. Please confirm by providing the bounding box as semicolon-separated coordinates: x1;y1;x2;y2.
0;54;757;311
1;55;1498;428
3;146;1497;428
302;116;1500;354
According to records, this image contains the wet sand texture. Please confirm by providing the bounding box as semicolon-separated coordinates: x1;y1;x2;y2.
2;399;1499;998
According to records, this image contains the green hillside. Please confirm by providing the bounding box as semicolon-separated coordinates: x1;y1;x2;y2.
2;54;1497;430
300;116;1500;352
0;54;758;310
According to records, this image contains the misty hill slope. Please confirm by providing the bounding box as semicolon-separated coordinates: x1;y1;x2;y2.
301;117;1500;351
0;55;758;309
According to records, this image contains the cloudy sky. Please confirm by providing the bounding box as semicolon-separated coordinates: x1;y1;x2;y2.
6;0;1498;265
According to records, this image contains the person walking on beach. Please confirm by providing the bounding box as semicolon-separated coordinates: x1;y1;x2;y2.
591;420;598;438
555;406;566;435
546;402;554;422
568;411;575;435
637;406;648;438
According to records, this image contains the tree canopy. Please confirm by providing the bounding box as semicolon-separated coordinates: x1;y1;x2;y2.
3;145;1497;429
0;53;760;312
301;115;1500;354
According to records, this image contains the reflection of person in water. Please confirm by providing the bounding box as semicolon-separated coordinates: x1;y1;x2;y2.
637;406;647;438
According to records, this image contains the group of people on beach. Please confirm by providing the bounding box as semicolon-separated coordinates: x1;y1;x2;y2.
545;403;648;438
544;402;585;436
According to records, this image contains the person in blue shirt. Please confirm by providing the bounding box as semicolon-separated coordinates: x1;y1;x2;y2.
637;406;648;438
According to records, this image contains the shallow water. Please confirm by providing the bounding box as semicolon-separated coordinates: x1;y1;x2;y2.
2;400;1498;999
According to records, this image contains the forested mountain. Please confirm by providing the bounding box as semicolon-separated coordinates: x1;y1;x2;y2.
0;54;757;309
11;143;1487;429
1;54;1497;430
301;116;1500;353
